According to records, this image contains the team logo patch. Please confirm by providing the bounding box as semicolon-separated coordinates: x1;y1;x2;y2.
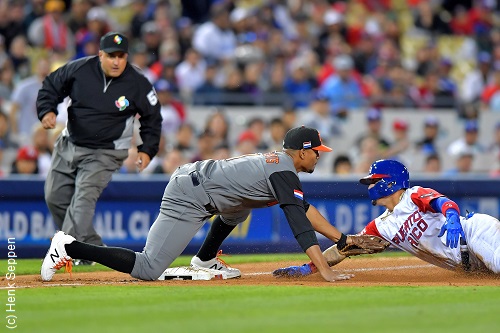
294;189;304;200
114;35;122;44
115;96;129;111
303;141;312;149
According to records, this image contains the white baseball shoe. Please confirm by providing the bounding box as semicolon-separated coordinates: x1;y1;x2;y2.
190;250;241;279
41;231;76;281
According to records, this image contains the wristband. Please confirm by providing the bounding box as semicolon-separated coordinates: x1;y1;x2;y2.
336;233;347;250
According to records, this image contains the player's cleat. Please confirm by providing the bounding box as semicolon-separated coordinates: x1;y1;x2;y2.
272;263;314;278
41;231;76;281
73;259;95;266
190;250;241;279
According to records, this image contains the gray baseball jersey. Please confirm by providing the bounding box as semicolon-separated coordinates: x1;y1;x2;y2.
131;151;318;280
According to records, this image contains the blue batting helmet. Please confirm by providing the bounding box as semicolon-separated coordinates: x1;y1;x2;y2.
359;160;410;203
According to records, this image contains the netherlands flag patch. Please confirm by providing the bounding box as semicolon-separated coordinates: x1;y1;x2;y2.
294;189;304;200
303;141;312;149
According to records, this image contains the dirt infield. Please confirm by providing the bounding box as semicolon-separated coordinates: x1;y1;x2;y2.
12;256;500;288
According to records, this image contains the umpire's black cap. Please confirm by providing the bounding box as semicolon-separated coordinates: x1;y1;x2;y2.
283;126;332;152
100;32;129;54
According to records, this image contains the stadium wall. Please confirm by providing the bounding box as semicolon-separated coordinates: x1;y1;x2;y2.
1;175;499;258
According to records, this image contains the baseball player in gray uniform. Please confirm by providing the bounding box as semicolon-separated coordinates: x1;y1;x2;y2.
41;126;356;282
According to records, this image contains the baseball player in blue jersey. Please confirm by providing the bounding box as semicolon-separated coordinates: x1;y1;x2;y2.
41;126;362;282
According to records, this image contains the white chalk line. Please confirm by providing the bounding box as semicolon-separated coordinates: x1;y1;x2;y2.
246;264;434;276
0;264;434;288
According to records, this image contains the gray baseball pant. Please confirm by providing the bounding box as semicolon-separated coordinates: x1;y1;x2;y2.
130;164;215;280
45;135;128;245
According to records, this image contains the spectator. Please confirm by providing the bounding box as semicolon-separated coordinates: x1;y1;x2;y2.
355;108;390;152
194;60;223;105
481;66;500;110
11;146;39;175
129;0;153;39
27;0;75;56
119;147;140;174
0;0;24;50
176;17;195;58
423;153;442;174
447;120;485;157
489;122;500;156
212;142;231;160
203;110;230;148
31;124;52;177
192;5;237;62
352;32;378;75
220;66;245;105
141;21;162;66
175;48;206;102
67;0;93;34
409;71;455;109
153;148;187;175
74;6;111;60
415;115;441;155
298;93;340;144
319;54;365;118
191;130;216;162
22;0;46;34
460;51;492;104
174;123;196;160
0;110;14;145
267;117;287;152
332;154;353;175
281;103;297;132
382;119;411;162
245;117;269;152
444;149;475;175
8;35;31;80
9;57;52;145
234;130;258;156
241;62;264;105
154;79;186;141
0;57;15;102
129;43;156;83
284;58;314;109
413;1;452;35
353;135;382;174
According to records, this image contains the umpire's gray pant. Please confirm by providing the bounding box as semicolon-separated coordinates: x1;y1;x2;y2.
131;164;214;280
45;135;128;245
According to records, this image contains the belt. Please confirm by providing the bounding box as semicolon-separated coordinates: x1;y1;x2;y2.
190;172;218;214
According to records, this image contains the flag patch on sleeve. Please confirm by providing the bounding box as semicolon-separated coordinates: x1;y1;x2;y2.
294;189;304;200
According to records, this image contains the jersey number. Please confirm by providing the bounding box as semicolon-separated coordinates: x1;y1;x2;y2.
147;90;158;106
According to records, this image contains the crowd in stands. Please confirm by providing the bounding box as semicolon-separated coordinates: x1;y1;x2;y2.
1;0;500;178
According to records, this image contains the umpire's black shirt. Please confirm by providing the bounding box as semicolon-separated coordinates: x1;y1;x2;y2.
36;56;162;158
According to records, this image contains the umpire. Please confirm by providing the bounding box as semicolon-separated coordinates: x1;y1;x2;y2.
36;32;162;250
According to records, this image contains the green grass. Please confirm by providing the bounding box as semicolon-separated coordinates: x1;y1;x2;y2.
14;286;500;333
3;252;497;333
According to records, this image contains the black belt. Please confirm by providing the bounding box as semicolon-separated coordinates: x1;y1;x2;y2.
190;172;217;214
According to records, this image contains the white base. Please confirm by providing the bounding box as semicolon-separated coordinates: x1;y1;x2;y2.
158;266;228;280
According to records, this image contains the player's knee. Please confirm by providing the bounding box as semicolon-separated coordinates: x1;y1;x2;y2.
131;253;167;281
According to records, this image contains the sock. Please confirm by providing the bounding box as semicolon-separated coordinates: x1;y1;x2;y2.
196;216;235;261
65;241;136;274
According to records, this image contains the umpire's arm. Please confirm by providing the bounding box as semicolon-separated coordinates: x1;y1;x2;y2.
136;82;162;159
